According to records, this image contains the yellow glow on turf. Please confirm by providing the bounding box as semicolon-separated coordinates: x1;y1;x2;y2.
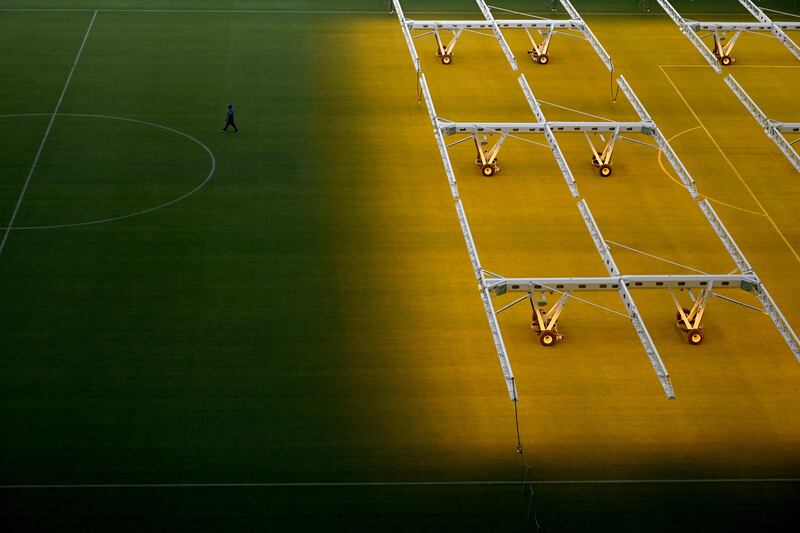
325;14;800;480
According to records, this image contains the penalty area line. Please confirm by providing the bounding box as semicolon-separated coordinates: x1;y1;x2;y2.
1;478;798;489
0;10;97;256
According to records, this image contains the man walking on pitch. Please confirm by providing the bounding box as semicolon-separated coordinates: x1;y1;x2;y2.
220;104;239;134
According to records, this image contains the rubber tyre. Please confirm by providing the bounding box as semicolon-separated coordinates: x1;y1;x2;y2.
442;54;452;65
721;56;732;66
481;164;495;177
538;54;549;65
539;331;556;347
688;329;704;346
599;164;612;177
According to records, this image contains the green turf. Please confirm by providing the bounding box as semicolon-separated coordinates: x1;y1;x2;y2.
1;1;799;530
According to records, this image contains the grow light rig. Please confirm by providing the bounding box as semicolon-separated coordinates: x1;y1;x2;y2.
392;0;800;400
657;0;800;72
396;0;613;70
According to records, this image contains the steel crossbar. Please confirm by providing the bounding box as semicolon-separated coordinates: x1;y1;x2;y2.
492;275;754;293
406;20;580;30
692;22;800;32
440;121;648;134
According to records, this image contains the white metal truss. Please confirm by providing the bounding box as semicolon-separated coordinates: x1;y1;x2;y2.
419;72;518;401
440;120;645;178
615;77;699;198
391;1;800;400
557;0;614;71
740;0;800;59
617;82;800;362
724;74;800;173
657;0;800;69
393;0;612;71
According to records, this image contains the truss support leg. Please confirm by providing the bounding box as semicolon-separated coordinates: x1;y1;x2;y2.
529;292;570;347
474;133;507;176
712;30;741;66
434;28;463;65
670;286;712;346
587;127;619;177
524;25;554;65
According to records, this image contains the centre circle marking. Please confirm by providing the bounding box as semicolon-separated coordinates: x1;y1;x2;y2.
0;113;216;230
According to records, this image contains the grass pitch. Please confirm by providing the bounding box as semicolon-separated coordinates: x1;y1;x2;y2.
1;1;799;530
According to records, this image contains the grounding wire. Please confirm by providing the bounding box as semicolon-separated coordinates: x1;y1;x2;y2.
529;283;631;319
452;127;552;150
487;5;549;20
619;135;658;149
759;7;800;18
490;129;552;150
495;294;533;314
538;99;615;122
742;28;786;39
604;240;709;275
464;28;500;38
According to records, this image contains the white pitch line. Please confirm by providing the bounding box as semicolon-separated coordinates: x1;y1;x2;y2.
660;64;800;68
0;113;216;230
0;478;798;489
0;10;97;256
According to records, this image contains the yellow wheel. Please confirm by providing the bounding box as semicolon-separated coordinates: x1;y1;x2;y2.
675;307;691;322
441;54;452;65
599;164;612;177
539;331;556;347
688;329;704;346
481;163;495;177
538;54;549;65
721;55;732;66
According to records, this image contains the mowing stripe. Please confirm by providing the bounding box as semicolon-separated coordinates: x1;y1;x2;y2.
0;10;97;256
0;478;798;489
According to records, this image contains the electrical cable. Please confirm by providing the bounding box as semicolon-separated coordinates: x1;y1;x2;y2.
511;377;543;531
610;69;620;103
